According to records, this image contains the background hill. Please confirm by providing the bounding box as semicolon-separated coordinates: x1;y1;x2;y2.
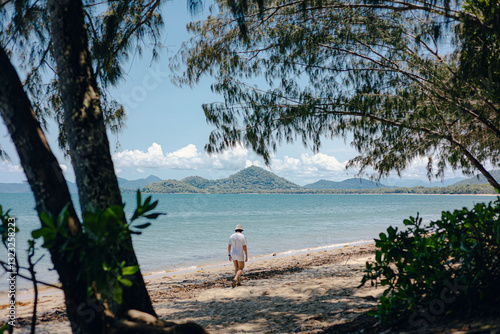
207;166;300;191
381;177;467;188
182;176;215;189
118;175;162;190
141;179;203;193
141;166;301;193
0;181;78;193
451;170;500;186
1;168;497;194
304;178;391;190
0;182;31;193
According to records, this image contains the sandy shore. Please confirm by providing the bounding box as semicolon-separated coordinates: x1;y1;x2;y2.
1;243;381;333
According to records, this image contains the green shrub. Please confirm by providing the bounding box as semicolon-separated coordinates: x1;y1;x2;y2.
32;191;163;304
361;198;500;327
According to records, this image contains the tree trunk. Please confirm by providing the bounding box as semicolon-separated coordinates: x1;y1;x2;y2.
0;46;106;334
47;0;156;320
455;141;500;192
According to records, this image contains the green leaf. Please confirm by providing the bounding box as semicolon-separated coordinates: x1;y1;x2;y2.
103;263;112;272
118;277;133;287
31;227;52;239
403;218;414;226
57;203;71;230
136;190;142;208
144;213;164;219
134;222;151;230
113;284;123;304
39;211;55;229
83;211;101;236
122;265;139;276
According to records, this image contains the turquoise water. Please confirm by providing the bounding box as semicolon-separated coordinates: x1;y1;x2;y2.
0;192;497;291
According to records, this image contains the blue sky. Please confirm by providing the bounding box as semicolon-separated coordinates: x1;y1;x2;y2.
0;0;467;186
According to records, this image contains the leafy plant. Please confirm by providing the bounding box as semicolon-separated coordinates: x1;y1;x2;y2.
32;190;163;304
361;198;500;326
0;206;18;243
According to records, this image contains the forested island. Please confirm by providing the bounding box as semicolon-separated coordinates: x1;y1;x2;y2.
126;166;499;195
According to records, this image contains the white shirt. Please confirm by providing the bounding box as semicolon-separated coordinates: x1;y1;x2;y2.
229;232;247;261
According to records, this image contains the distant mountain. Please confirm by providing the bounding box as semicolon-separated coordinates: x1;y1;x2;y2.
382;177;467;188
139;167;499;194
209;166;301;191
452;170;500;186
118;175;162;190
304;178;390;190
142;179;203;193
0;182;31;193
141;166;301;193
3;169;496;195
0;175;162;193
0;181;78;193
182;176;215;189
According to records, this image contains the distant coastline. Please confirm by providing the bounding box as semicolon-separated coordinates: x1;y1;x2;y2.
2;166;498;195
123;187;498;195
133;166;498;195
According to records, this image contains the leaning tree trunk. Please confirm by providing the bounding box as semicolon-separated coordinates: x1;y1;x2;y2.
47;0;156;320
0;46;107;334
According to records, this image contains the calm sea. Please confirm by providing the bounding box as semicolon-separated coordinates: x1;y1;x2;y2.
0;192;497;291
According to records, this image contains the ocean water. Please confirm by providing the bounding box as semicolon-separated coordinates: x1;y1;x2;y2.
0;192;497;291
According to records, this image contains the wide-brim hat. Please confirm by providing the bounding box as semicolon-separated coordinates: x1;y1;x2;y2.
235;224;244;231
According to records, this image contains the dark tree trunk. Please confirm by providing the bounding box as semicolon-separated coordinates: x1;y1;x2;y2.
0;46;106;334
455;142;500;192
46;0;121;212
47;0;156;320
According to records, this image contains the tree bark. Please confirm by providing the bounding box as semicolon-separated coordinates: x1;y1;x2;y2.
47;0;156;319
0;46;106;334
47;0;121;212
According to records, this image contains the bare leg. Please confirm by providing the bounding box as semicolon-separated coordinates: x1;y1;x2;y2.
231;260;238;287
233;260;245;285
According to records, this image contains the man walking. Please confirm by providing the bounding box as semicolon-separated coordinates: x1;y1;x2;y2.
228;224;248;288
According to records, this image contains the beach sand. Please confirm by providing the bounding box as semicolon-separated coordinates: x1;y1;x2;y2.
2;243;381;333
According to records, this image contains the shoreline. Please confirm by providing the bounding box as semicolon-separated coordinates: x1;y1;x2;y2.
0;239;375;300
138;192;498;196
144;239;374;279
1;242;380;333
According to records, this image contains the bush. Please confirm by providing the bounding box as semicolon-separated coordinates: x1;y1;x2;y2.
32;191;163;304
360;198;500;327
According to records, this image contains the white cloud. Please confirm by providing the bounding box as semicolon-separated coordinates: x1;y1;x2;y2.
114;143;465;185
400;156;476;180
112;143;359;184
113;143;253;171
269;153;351;184
0;161;22;173
0;161;72;183
402;157;430;179
299;152;345;171
166;144;204;169
114;142;168;168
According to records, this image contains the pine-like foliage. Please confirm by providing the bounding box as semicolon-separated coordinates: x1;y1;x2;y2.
173;0;500;190
0;0;167;151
